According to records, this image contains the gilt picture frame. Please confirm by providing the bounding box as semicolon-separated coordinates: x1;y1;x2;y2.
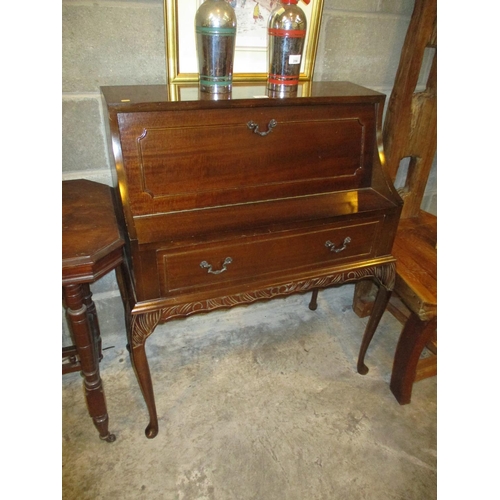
164;0;324;84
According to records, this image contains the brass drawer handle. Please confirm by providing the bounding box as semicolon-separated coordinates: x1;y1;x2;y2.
200;257;233;275
325;237;351;253
247;119;277;136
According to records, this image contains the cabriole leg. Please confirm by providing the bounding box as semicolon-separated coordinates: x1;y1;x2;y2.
357;284;392;375
129;311;162;438
308;289;319;310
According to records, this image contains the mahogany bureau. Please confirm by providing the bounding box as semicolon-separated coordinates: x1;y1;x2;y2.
101;82;403;438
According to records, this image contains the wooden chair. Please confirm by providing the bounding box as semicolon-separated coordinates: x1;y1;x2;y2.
353;0;437;404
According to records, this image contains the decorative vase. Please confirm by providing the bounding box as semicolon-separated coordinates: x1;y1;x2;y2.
195;0;237;94
267;0;309;95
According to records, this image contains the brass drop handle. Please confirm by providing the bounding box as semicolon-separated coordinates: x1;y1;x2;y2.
325;237;351;253
200;257;233;275
247;119;277;136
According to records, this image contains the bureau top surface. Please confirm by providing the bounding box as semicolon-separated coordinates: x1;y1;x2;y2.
101;81;385;111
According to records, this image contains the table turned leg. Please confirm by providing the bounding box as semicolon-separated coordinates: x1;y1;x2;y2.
82;284;103;363
63;283;116;442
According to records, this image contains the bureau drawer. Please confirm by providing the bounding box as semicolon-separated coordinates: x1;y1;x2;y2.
157;218;383;296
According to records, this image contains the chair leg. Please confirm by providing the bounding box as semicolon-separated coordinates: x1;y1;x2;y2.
390;313;437;404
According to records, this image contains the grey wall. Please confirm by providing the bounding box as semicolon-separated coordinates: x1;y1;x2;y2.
62;0;437;341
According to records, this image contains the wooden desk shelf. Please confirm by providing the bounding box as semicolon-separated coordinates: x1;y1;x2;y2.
102;82;403;438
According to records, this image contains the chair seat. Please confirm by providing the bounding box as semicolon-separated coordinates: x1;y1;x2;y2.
392;210;437;321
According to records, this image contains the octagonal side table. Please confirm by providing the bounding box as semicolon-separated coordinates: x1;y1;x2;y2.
62;179;124;442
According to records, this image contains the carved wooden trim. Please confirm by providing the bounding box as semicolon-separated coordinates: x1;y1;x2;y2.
130;262;396;348
373;261;396;290
137;128;154;198
131;309;162;348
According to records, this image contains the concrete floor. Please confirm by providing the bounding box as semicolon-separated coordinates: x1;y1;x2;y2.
62;285;437;499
